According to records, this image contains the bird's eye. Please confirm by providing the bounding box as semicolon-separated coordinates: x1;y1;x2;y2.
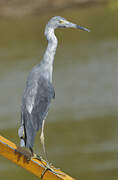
59;20;65;24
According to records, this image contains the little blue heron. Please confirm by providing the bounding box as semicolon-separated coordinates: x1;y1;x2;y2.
18;16;90;161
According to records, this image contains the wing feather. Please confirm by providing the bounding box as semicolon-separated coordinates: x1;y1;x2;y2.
21;75;55;149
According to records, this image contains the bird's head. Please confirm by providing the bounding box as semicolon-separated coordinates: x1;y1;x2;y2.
47;16;90;32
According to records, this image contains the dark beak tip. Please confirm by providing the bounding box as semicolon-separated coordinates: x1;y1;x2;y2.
76;25;90;32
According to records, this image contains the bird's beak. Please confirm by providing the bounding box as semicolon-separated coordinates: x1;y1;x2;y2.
76;24;90;32
66;21;90;32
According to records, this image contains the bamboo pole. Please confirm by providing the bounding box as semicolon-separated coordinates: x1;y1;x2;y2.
0;135;75;180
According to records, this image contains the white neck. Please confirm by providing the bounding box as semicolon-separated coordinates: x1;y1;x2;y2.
42;26;58;66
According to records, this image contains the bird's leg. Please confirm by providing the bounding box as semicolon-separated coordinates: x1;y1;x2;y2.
40;119;48;162
39;121;65;179
40;120;63;177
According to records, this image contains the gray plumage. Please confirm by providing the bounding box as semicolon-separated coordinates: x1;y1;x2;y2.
18;16;90;155
19;61;55;149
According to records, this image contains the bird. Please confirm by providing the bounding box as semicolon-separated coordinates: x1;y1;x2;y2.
18;16;90;161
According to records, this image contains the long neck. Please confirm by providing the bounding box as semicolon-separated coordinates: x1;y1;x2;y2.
42;26;58;66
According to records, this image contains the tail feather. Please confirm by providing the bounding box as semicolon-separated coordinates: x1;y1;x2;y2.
19;109;37;150
25;120;36;149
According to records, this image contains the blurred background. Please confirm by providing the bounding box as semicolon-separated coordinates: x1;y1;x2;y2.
0;0;118;179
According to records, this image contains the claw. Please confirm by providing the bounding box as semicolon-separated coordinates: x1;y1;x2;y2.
40;161;65;179
15;146;32;161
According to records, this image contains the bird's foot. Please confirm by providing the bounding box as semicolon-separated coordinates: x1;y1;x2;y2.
41;161;65;179
15;146;32;161
30;153;64;178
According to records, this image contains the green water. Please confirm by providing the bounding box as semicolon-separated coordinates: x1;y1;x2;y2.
0;5;118;180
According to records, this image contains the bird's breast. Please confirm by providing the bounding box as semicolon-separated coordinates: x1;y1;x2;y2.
43;65;53;83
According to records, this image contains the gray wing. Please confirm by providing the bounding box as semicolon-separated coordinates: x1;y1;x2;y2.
21;76;55;149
